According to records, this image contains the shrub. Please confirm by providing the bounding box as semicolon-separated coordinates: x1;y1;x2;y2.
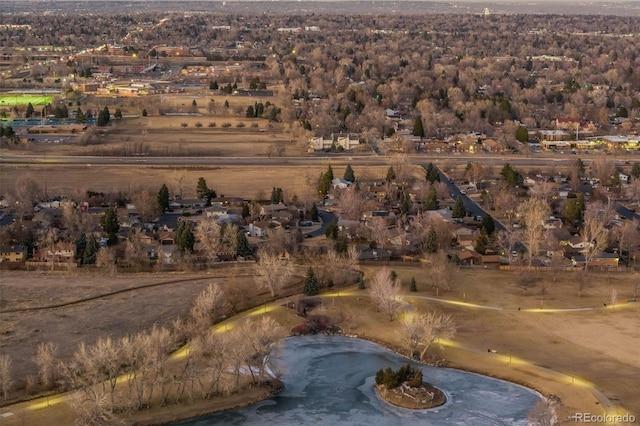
375;364;422;389
221;122;231;128
208;122;217;127
236;122;246;128
194;121;203;128
181;122;188;128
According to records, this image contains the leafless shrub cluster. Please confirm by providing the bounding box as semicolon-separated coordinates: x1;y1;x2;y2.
369;268;404;321
399;311;457;361
18;283;285;425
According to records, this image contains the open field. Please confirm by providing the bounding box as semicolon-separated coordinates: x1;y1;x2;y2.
0;163;396;200
0;95;52;107
0;266;638;425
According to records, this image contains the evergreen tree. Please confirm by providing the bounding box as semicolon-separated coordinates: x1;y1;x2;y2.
242;203;250;219
317;167;333;196
515;125;529;142
325;220;339;239
481;214;495;235
475;228;488;255
425;226;438;253
303;267;320;296
246;105;255;118
401;191;412;215
25;102;35;118
452;196;466;218
83;234;99;265
97;106;110;126
344;164;356;182
409;277;417;292
564;194;585;224
75;107;86;124
175;221;195;253
157;184;170;212
385;166;396;183
575;158;586;175
425;186;439;210
335;235;348;254
75;233;87;261
425;163;440;183
142;109;148;117
310;203;319;221
270;187;284;204
235;230;252;257
100;207;119;245
412;114;425;138
209;80;219;90
500;163;521;187
114;108;122;119
325;165;334;182
196;177;210;199
631;162;640;179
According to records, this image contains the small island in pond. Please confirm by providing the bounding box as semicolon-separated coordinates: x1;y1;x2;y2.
375;365;446;410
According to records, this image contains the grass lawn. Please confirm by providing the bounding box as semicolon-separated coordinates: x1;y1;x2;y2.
0;95;52;106
0;267;637;425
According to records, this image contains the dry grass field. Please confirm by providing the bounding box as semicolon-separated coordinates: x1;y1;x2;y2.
0;266;638;425
0;163;394;201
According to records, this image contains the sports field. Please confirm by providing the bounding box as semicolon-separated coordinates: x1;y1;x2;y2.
0;94;52;106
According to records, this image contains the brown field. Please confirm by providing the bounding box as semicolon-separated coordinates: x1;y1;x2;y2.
0;163;394;200
0;266;638;425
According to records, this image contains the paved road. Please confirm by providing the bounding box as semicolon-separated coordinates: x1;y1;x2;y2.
1;152;637;168
421;163;506;232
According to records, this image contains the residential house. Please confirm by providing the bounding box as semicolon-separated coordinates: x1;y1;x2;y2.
456;249;483;266
260;203;288;219
0;245;27;263
555;117;581;130
248;221;269;237
481;254;502;268
332;178;352;189
572;252;619;269
357;247;392;262
618;172;630;184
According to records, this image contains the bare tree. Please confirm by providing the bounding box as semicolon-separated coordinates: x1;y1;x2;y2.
337;187;368;221
34;342;57;389
399;311;456;361
398;312;427;359
527;399;556;426
0;355;13;400
369;268;403;321
131;189;160;223
67;387;123;426
612;219;640;263
579;202;611;275
189;282;224;334
517;197;550;268
89;337;122;407
124;230;153;271
96;247;117;275
528;180;556;200
427;252;458;294
254;248;295;297
494;188;518;226
240;316;287;385
590;155;615;187
196;329;229;398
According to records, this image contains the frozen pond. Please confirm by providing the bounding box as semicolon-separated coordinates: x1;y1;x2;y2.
175;335;542;426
